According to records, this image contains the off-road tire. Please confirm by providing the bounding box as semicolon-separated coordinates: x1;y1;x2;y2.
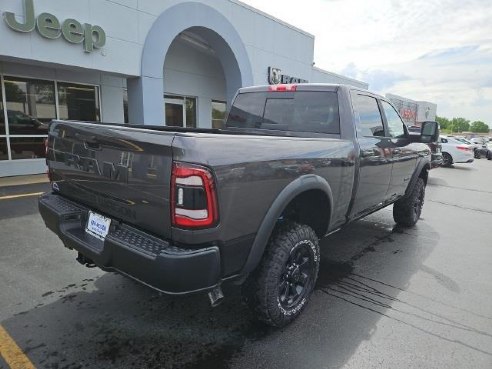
243;222;320;327
393;177;425;227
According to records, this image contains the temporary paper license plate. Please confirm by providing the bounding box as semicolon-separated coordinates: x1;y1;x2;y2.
86;211;111;240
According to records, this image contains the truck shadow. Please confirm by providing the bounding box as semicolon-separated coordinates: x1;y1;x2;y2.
3;212;487;369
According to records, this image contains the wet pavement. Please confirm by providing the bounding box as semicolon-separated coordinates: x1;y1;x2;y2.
1;160;491;369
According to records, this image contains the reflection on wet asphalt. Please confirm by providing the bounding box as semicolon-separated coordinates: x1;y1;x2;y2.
7;277;271;369
1;161;492;368
0;214;440;369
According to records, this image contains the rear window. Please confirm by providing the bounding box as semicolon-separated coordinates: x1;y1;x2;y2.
226;91;340;134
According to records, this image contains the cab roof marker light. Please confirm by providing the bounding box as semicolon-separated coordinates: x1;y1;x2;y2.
268;84;297;92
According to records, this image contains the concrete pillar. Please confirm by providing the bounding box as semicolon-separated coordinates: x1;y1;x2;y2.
100;85;124;123
198;97;212;128
127;76;165;125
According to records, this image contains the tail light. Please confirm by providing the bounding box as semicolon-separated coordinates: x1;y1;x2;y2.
171;162;219;229
457;145;471;152
268;84;297;92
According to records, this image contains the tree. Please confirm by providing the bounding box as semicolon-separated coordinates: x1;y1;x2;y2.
3;81;25;103
470;121;490;133
450;117;470;132
436;116;450;130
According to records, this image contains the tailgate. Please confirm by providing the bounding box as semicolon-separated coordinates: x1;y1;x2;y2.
47;121;175;239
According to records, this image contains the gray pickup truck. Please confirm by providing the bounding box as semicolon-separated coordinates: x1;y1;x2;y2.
39;84;438;327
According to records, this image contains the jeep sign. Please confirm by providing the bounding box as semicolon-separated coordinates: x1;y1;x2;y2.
3;0;106;52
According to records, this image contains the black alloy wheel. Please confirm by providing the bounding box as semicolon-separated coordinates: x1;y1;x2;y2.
278;241;316;310
412;183;425;221
243;222;320;327
393;177;426;227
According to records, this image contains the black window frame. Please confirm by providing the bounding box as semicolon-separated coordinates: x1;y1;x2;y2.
379;99;408;139
351;92;386;138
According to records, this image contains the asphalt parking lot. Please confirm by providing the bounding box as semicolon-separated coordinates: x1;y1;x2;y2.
1;160;491;369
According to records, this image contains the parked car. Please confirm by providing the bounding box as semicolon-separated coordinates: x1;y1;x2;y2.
440;136;474;166
467;137;492;159
408;123;442;168
39;84;436;327
453;137;484;159
469;137;488;145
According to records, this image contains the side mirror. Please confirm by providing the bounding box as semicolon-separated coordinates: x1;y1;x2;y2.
420;121;439;143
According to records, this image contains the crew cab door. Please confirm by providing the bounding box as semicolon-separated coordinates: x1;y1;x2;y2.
379;100;418;199
350;93;392;218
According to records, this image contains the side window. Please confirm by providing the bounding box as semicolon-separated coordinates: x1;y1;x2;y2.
227;92;265;128
381;101;406;138
352;94;385;137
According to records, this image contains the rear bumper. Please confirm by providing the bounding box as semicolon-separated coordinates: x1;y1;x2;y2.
454;154;474;163
38;193;221;295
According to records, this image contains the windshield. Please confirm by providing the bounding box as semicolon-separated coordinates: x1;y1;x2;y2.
226;91;340;134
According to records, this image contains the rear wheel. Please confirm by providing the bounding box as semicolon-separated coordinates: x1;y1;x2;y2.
442;152;453;167
243;222;320;327
393;177;425;227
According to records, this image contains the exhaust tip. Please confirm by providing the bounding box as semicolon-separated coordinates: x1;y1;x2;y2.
208;286;224;307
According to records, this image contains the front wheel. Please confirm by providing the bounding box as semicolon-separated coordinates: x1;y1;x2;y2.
243;222;320;327
393;177;425;227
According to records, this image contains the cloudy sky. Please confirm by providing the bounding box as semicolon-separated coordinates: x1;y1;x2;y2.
242;0;492;125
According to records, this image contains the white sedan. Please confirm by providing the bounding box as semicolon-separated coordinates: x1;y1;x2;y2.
440;136;474;167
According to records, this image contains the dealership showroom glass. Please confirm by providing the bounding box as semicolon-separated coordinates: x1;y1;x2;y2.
1;0;435;178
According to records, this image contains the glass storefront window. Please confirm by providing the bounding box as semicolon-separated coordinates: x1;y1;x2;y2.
164;95;196;128
58;82;100;122
123;89;128;123
165;102;184;127
212;100;226;129
185;97;196;128
0;138;8;161
0;76;102;162
4;77;55;135
9;137;46;159
0;80;4;135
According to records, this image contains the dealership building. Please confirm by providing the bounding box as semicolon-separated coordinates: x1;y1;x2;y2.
386;93;437;127
0;0;370;177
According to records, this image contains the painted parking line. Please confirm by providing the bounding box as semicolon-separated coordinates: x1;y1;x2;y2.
0;325;36;369
0;192;44;201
